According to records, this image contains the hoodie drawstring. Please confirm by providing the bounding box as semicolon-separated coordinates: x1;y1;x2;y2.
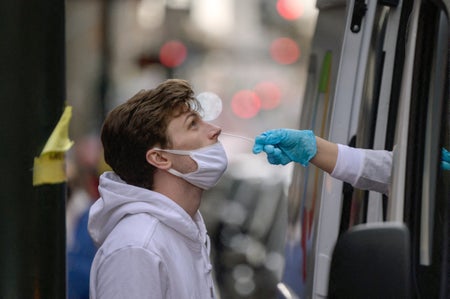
203;235;214;298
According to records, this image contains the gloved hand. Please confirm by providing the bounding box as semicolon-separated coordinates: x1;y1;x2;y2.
442;148;450;170
253;129;317;166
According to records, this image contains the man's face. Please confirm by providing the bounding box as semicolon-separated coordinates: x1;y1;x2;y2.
166;109;221;150
165;109;222;173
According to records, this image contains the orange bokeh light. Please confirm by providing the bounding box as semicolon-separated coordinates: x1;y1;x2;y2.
231;90;261;119
254;81;281;110
159;40;187;68
270;37;300;65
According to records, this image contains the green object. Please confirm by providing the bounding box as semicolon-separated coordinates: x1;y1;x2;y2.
318;51;332;93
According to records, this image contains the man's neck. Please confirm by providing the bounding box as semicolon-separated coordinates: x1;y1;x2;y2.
152;169;203;218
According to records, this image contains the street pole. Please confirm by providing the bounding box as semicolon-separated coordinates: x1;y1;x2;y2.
0;0;67;297
99;0;113;122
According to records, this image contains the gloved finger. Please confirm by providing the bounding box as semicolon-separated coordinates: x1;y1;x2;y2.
254;132;271;145
442;161;450;171
267;153;280;165
442;148;450;162
263;144;275;154
253;134;276;154
267;148;292;165
279;156;292;165
254;130;284;145
259;129;284;145
252;143;264;154
266;147;283;164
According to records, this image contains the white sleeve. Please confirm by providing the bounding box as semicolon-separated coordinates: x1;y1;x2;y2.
94;247;167;299
331;144;392;195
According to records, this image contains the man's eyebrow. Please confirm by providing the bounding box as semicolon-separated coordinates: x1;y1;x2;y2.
183;111;198;126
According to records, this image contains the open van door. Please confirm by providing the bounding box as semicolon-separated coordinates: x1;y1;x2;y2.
387;0;450;297
281;0;449;298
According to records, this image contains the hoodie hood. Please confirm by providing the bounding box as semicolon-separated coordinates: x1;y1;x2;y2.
88;171;207;248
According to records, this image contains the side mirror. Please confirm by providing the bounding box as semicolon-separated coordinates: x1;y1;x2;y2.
328;223;411;298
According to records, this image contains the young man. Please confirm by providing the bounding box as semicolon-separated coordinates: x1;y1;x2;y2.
253;129;450;194
88;79;227;298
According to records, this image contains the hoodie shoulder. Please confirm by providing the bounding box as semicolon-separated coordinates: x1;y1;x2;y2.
100;213;160;253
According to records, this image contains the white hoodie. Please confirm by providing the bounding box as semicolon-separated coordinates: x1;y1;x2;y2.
88;172;216;299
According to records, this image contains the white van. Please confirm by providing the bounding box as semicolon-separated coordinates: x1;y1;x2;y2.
280;0;450;298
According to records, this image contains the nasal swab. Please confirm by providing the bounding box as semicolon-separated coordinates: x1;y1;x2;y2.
221;132;254;144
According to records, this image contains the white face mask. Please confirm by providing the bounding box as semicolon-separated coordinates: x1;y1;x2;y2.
153;142;228;190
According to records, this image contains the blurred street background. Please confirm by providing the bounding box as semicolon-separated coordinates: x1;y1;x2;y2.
65;1;319;298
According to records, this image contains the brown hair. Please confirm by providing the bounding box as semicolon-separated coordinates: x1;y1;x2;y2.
101;79;200;189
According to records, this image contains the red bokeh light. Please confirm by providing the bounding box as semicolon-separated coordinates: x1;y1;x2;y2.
159;40;187;68
276;0;304;21
270;37;300;65
254;81;281;110
231;90;261;119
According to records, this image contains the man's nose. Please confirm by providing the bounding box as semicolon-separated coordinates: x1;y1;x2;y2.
207;123;222;140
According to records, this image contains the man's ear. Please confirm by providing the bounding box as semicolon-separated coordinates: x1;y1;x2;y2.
146;149;171;170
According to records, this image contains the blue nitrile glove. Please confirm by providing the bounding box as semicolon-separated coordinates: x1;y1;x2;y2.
442;148;450;171
253;129;317;166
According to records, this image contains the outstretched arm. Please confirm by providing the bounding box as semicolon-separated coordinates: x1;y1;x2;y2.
252;129;388;194
253;128;449;193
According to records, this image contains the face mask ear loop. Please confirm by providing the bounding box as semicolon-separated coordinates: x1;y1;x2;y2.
167;168;187;177
154;148;199;178
152;148;197;177
152;148;192;156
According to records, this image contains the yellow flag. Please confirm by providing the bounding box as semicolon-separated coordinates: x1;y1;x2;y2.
33;106;74;186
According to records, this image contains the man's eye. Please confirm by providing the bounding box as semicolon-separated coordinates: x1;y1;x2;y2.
189;120;198;128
